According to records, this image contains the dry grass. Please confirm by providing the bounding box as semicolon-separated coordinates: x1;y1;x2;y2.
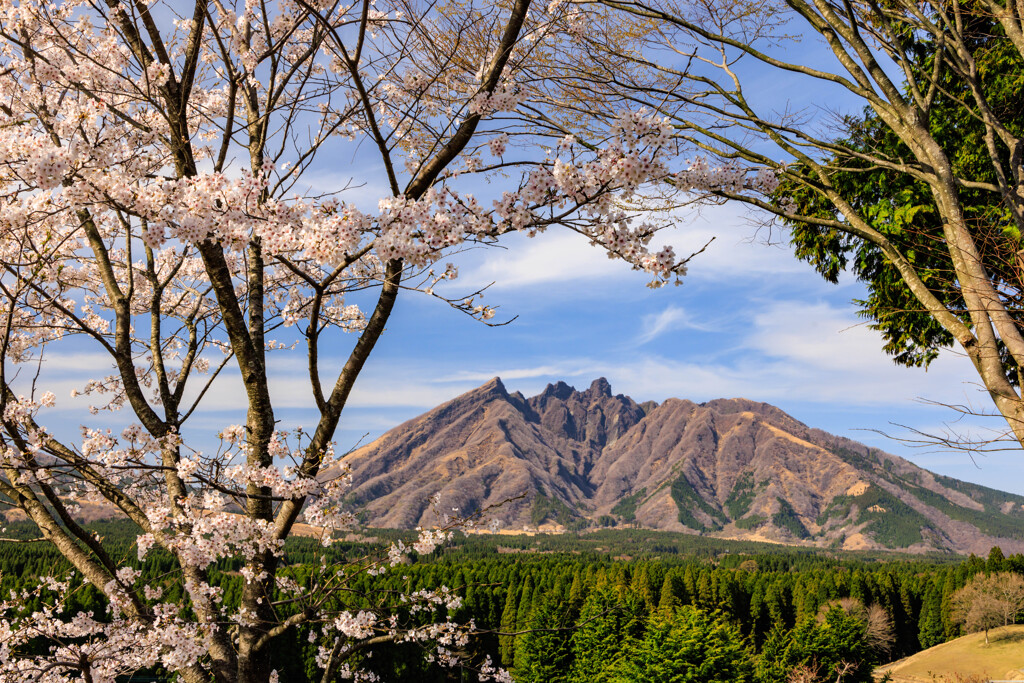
876;625;1024;682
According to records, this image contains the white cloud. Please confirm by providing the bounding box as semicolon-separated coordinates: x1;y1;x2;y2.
428;300;985;410
188;365;473;412
33;352;116;372
659;204;809;282
460;231;628;290
747;300;884;370
742;300;982;403
636;306;710;344
27;297;979;418
456;202;822;295
346;380;480;408
445;363;596;384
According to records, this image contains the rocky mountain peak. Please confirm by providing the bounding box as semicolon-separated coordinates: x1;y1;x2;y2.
524;378;645;448
476;376;508;397
586;377;613;399
339;378;1024;555
539;380;575;401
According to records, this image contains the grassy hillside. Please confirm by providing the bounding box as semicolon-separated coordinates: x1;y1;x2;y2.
877;625;1024;682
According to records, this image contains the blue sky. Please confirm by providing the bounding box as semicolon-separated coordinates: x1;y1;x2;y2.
297;20;1024;496
320;200;1024;495
26;8;1023;500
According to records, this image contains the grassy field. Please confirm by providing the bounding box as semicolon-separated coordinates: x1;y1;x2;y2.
877;625;1024;682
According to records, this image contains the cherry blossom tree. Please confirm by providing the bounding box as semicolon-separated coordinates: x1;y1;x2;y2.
0;0;786;680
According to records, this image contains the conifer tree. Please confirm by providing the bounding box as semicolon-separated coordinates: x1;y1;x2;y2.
658;574;684;612
498;584;520;667
609;606;753;683
918;582;945;649
568;587;646;683
513;575;536;673
515;592;575;683
941;574;960;639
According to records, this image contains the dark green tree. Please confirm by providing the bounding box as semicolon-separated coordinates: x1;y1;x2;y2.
568;587;646;683
498;585;520;667
988;546;1008;572
515;592;575;683
512;575;536;673
918;581;945;649
609;606;753;683
754;626;795;683
756;608;874;683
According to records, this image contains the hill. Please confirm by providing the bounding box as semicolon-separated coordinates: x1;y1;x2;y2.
340;377;1024;554
877;624;1024;681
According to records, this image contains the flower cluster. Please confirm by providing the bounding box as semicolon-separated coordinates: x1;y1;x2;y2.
467;83;522;116
674;157;781;196
0;0;782;681
0;580;206;681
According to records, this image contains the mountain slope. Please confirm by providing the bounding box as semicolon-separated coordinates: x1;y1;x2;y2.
340;378;1024;554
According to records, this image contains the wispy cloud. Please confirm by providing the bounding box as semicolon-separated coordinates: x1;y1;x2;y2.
444;363;595;383
456;202;825;296
460;231;629;290
432;300;985;409
655;205;809;282
635;306;710;345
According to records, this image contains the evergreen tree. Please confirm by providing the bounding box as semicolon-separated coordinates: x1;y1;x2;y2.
513;576;537;673
498;584;519;667
918;581;945;649
988;546;1007;572
609;606;753;683
515;592;575;683
696;571;716;610
632;566;657;610
781;608;874;683
941;573;959;639
568;587;646;683
659;573;684;612
752;626;792;683
568;572;587;611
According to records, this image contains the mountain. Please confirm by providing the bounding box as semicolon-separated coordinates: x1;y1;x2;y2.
340;377;1024;554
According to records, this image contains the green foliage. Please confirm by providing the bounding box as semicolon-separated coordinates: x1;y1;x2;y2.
825;447;1024;542
854;487;929;548
515;591;576;682
989;546;1007;571
918;581;945;649
568;587;647;683
725;473;759;519
752;626;793;683
671;475;727;531
531;490;582;528
608;606;754;683
756;609;874;683
611;488;647;523
1;518;1007;682
513;575;536;672
771;500;810;540
782;16;1024;377
735;515;767;530
901;478;1024;539
499;583;520;667
816;496;851;526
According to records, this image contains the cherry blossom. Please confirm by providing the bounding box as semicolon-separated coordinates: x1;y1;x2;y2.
0;0;783;680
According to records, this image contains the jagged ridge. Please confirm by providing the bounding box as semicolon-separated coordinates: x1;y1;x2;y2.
340;378;1024;554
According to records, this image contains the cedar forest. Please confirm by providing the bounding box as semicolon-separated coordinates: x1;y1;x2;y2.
1;518;1018;682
